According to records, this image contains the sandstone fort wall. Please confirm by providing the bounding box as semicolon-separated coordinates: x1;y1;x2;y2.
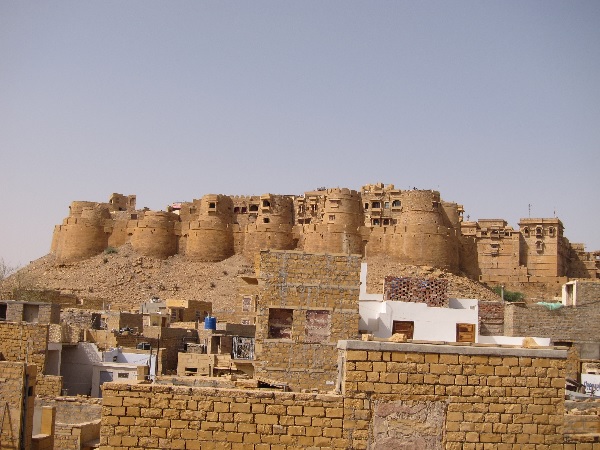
50;184;599;284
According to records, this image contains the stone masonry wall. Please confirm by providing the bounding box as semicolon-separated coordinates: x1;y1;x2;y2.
254;250;361;391
99;341;595;449
339;340;568;449
0;362;36;450
100;383;347;449
0;322;49;374
504;302;600;343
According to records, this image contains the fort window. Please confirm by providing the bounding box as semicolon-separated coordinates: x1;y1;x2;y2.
383;219;390;226
328;215;335;222
249;204;259;212
311;204;318;212
372;218;380;226
298;205;305;214
372;201;381;209
263;218;270;223
305;310;331;343
384;202;390;209
268;308;293;339
262;200;271;207
364;203;369;210
130;214;138;220
117;373;129;379
523;227;530;237
535;227;543;238
0;303;6;320
234;207;240;213
209;202;216;209
241;207;247;213
536;240;544;253
392;200;401;208
242;296;253;313
549;227;555;237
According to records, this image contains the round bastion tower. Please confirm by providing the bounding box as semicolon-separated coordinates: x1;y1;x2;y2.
394;190;459;271
184;194;235;261
51;201;112;262
130;211;179;259
302;188;364;255
242;194;295;258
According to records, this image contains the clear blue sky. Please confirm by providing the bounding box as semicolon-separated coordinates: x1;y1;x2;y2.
1;1;599;267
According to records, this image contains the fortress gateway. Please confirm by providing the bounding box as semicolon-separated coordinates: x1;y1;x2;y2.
51;183;599;285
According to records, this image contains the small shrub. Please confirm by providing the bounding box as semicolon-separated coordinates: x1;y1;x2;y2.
104;247;118;255
492;285;524;302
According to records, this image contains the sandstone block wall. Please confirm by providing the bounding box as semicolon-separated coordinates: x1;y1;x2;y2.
504;302;600;343
0;362;36;450
339;340;568;449
36;375;63;397
99;340;597;449
0;322;49;374
254;250;361;392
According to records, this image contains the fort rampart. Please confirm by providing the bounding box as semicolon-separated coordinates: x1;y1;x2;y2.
50;183;598;284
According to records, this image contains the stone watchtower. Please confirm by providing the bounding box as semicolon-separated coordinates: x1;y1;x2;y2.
183;194;235;261
130;211;179;259
300;188;364;255
51;201;112;262
241;194;296;259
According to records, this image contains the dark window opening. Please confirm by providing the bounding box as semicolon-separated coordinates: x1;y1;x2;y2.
364;203;369;210
241;207;247;213
234;207;240;213
262;200;271;207
372;201;381;208
0;303;6;320
392;200;401;208
208;202;216;209
268;308;293;339
263;217;270;223
372;219;380;226
535;227;543;238
392;321;414;339
249;204;259;212
383;219;390;226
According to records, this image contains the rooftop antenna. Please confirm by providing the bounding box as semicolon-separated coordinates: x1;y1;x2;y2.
528;204;531;218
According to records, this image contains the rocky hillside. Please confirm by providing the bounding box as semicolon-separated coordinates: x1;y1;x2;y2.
3;245;506;320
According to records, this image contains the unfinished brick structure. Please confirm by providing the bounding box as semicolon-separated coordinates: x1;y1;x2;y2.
51;183;599;287
383;276;449;307
253;250;361;392
98;340;600;449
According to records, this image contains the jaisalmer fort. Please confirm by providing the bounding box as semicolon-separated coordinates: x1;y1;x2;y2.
2;182;600;450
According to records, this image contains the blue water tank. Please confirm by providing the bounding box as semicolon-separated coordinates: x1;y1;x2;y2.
204;316;217;330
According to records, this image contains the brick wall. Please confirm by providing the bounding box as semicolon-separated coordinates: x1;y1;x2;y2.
504;302;600;343
254;250;361;391
0;362;36;450
36;375;63;397
383;276;449;307
100;340;595;449
0;322;49;373
100;383;346;449
478;300;505;336
340;340;567;449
